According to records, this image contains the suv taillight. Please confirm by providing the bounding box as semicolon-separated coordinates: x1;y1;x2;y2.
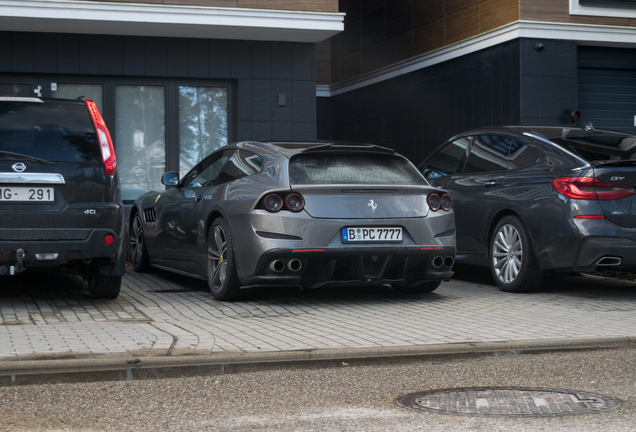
552;177;634;200
85;100;116;177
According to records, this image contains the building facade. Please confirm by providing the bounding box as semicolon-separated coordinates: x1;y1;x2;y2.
316;0;636;163
0;0;343;192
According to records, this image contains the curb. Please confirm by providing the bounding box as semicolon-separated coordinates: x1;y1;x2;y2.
0;336;633;376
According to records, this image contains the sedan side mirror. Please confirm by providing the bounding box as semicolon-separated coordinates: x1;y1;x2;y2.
162;171;179;187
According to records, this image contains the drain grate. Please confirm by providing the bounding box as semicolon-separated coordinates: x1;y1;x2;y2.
396;387;620;417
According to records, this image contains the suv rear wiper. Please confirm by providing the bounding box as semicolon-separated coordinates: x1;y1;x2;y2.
0;150;54;165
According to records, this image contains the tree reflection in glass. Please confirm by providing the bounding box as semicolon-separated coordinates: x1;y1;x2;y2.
115;85;166;193
179;86;228;176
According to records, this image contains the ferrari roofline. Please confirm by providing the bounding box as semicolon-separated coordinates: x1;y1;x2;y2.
237;140;396;157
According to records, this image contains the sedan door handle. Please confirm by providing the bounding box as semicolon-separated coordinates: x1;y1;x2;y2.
484;181;497;188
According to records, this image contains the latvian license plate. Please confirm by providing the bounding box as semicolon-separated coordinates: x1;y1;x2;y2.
342;227;402;242
0;187;54;202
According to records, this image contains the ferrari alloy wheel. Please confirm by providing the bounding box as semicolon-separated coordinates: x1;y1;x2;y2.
130;213;150;272
490;215;544;293
207;218;240;301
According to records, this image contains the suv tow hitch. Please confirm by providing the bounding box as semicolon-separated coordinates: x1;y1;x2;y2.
0;249;25;276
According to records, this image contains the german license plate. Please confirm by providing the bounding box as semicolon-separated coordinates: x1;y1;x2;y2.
0;187;54;202
342;227;402;242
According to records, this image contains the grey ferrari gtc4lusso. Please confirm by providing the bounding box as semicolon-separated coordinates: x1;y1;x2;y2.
129;141;456;301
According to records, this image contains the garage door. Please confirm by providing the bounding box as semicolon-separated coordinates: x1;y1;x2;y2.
578;47;636;134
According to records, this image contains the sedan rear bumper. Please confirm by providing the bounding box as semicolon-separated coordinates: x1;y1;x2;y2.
239;245;455;289
574;236;636;272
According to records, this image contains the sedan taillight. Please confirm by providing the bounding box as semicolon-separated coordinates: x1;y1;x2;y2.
552;177;634;200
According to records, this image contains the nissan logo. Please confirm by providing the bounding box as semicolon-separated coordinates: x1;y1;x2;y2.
12;163;27;172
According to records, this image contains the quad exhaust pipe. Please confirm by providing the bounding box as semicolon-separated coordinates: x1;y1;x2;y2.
269;258;303;273
432;255;454;269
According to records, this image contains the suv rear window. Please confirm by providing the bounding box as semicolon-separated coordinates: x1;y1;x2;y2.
289;153;426;185
0;100;100;163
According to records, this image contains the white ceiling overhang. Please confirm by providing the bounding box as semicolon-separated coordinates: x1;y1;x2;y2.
0;0;345;43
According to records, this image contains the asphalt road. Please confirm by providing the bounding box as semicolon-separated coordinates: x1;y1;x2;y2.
1;345;635;431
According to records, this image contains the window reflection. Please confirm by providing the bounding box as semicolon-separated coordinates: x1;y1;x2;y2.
53;84;103;112
179;86;228;176
116;85;166;192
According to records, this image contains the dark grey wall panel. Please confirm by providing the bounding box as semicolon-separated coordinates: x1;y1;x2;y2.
124;37;146;76
102;36;124;76
272;80;292;122
0;33;10;72
166;39;188;77
0;32;317;142
252;121;272;140
188;39;209;78
251;41;272;80
12;33;34;73
293;122;316;140
34;33;57;74
321;39;523;163
519;39;577;126
251;80;272;122
272;121;293;140
145;37;168;77
271;42;292;80
209;39;231;79
237;78;252;122
57;34;80;75
292;80;316;123
292;44;314;81
230;40;251;79
79;35;102;75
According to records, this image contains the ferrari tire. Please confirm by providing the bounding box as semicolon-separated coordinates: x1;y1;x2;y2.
207;218;241;301
130;213;151;273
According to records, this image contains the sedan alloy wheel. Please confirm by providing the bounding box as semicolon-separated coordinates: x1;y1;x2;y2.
490;215;543;293
492;223;522;284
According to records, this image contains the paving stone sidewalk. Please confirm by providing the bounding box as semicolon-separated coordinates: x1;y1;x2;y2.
1;269;636;361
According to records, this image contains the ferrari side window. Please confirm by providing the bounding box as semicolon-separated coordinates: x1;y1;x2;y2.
183;150;234;187
215;150;262;185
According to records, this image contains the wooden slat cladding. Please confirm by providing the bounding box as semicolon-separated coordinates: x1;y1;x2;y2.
520;0;635;26
326;0;520;85
89;0;338;12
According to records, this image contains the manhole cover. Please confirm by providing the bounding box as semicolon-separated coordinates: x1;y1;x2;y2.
396;387;620;417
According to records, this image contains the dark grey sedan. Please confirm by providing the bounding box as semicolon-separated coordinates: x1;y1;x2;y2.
419;125;636;293
129;141;456;301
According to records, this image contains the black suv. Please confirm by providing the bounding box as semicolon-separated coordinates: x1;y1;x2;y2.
0;97;125;298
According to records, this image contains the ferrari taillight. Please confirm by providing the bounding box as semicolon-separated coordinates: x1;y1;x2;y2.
427;192;452;211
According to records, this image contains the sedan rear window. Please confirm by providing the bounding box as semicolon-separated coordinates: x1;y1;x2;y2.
0;100;100;163
289;153;426;185
552;132;636;162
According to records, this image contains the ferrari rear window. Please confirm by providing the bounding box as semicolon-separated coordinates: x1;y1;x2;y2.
289;153;426;185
